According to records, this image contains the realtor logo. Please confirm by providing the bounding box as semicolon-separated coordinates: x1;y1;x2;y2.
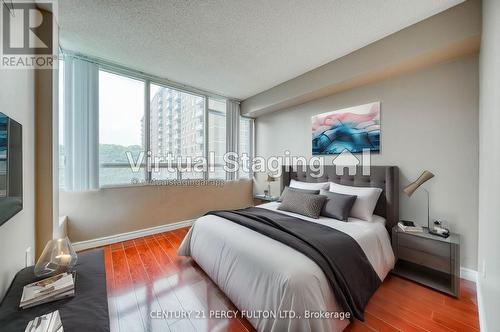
1;1;58;69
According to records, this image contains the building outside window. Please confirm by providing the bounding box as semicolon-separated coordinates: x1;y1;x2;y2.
149;84;205;180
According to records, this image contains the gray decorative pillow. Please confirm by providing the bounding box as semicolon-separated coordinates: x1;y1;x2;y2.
278;186;320;202
278;190;327;219
319;189;357;221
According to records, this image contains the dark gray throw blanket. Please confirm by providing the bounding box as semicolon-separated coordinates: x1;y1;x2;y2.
207;207;381;321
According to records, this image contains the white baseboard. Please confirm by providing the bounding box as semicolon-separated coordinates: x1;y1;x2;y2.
459;268;486;330
476;277;487;332
72;219;194;252
461;268;487;331
460;267;478;283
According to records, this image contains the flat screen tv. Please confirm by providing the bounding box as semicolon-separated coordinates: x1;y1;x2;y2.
0;112;22;226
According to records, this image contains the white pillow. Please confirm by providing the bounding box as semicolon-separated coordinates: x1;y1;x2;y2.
290;179;330;191
329;182;382;221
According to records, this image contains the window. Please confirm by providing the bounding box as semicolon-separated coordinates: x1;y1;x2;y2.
59;55;251;189
208;98;226;179
239;116;253;179
99;70;146;186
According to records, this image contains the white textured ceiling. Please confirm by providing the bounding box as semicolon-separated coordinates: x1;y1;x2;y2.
59;0;464;100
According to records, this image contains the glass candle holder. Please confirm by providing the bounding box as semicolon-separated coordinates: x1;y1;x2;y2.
34;237;78;277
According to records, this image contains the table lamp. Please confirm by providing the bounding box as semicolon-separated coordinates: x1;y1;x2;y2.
403;170;434;230
266;174;276;197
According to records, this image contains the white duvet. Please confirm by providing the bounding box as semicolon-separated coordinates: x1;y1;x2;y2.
178;202;395;332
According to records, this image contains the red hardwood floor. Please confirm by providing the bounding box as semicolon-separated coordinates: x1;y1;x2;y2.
102;227;479;332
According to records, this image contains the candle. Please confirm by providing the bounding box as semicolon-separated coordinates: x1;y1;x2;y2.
55;254;72;266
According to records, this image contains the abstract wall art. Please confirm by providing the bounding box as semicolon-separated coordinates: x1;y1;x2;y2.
312;102;381;155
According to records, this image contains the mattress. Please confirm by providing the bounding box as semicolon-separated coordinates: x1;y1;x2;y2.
178;202;395;332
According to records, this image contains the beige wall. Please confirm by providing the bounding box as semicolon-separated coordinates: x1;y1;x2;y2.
60;180;253;242
478;0;500;330
254;56;479;270
0;70;35;299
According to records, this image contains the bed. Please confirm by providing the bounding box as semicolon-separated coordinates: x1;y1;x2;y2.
178;165;399;332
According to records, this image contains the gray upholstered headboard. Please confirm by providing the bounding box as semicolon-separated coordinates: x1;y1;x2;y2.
280;165;399;232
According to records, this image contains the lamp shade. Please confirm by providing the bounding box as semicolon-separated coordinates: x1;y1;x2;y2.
267;175;276;182
403;170;434;196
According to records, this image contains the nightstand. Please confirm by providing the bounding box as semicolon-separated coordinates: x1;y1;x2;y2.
254;194;279;205
391;225;460;297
